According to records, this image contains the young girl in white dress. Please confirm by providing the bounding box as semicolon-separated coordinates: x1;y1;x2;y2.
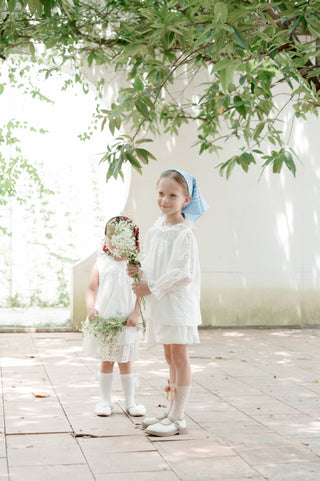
83;216;146;417
128;169;208;436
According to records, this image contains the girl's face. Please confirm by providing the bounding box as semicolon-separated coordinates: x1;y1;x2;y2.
157;177;191;221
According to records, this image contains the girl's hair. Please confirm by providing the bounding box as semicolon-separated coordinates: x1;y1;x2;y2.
158;170;189;197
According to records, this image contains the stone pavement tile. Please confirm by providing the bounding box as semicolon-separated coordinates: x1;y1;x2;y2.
78;434;155;454
234;443;320;465
211;360;270;379
154;439;258;481
95;471;180;481
255;462;320;481
251;413;320;438
216;430;289;449
68;412;143;437
0;458;8;481
224;394;301;417
3;382;55;403
203;421;272;445
6;433;85;466
187;398;236;416
204;376;264;398
280;392;320;417
300;381;320;395
306;438;320;456
154;438;235;458
55;386;102;404
0;433;6;457
83;450;169;475
4;399;72;434
8;464;95;481
187;408;254;424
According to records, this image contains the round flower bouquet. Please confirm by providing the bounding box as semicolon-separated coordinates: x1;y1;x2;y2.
83;315;128;350
104;217;141;274
104;217;146;316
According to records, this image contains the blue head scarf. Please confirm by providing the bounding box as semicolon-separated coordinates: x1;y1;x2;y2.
160;169;209;222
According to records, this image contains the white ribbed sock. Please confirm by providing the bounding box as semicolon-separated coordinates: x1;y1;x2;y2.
99;372;113;404
170;385;191;421
120;373;135;408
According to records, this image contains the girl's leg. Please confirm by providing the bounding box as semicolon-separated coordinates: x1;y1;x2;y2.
163;344;177;415
169;344;191;421
119;362;146;417
145;344;190;436
96;361;114;416
142;344;176;428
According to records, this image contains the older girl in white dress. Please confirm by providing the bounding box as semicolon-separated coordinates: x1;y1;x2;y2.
128;169;208;436
83;216;146;417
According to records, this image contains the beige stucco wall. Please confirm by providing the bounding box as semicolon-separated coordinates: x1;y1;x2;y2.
121;113;320;327
72;67;320;328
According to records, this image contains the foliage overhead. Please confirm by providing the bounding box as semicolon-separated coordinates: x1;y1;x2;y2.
1;0;320;179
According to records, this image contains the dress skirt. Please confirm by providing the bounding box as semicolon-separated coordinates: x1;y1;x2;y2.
83;323;143;362
145;319;199;345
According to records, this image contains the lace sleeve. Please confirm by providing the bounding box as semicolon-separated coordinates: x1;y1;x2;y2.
148;231;196;300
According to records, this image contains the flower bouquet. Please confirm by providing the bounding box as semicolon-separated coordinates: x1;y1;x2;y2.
105;216;141;274
83;315;128;350
105;217;146;321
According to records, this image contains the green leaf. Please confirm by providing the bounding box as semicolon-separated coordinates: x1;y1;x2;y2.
109;118;115;135
136;147;156;162
283;150;296;177
7;0;17;13
253;122;265;141
133;77;144;91
221;67;235;91
27;0;42;15
214;2;228;23
273;160;282;174
230;27;249;51
135;138;154;144
226;157;236;179
135;99;149;117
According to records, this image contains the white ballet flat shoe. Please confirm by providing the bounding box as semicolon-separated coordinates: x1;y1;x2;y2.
126;403;146;417
141;411;169;428
145;417;188;436
95;401;113;417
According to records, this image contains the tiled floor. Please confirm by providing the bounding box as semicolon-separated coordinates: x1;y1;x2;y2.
1;328;320;480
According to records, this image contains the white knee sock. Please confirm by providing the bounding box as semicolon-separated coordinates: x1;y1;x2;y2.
170;385;191;421
99;372;113;404
120;373;135;408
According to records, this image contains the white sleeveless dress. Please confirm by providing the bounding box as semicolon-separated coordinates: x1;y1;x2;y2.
82;254;143;362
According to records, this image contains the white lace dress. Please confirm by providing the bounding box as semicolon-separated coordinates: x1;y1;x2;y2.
82;255;143;362
142;217;202;344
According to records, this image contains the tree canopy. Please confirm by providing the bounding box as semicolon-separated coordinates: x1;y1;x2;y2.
1;0;320;179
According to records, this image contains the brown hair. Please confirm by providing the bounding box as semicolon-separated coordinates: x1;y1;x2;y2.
158;170;189;196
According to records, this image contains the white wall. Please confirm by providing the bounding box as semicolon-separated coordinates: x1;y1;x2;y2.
122;102;320;327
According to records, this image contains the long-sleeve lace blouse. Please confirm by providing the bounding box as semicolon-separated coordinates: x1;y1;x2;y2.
142;217;202;327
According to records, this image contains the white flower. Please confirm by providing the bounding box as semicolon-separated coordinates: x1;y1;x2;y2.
109;219;138;262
